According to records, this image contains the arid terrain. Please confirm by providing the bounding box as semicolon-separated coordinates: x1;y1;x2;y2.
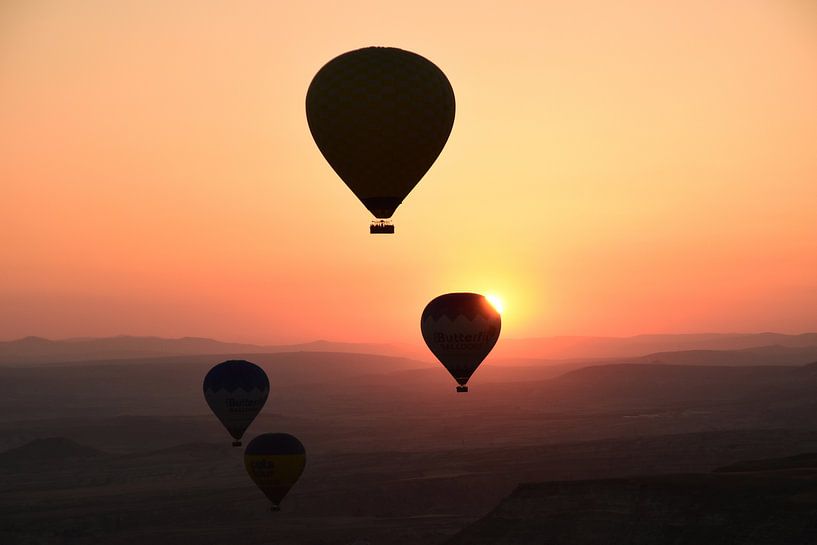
3;334;817;544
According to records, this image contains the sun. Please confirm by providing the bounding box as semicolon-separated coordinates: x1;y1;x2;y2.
485;294;505;315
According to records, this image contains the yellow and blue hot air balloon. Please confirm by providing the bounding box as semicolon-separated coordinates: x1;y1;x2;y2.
203;360;269;447
306;46;456;234
244;433;306;511
421;293;502;392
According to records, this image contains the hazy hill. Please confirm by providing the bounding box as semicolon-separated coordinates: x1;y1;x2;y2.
0;336;410;365
629;344;817;367
495;332;817;360
539;363;802;407
456;361;817;421
7;353;817;462
446;467;817;544
0;351;437;421
482;345;817;385
4;348;817;427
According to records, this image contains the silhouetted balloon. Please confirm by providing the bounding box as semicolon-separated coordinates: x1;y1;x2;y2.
203;360;269;446
421;293;501;392
244;433;306;511
306;47;455;232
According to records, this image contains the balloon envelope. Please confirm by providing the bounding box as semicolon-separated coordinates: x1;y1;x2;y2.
421;293;501;390
306;46;455;220
244;433;306;510
203;360;269;445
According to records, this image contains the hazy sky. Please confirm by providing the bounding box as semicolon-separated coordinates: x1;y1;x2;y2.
2;0;816;343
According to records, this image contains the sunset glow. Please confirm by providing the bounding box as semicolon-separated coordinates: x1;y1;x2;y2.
485;294;505;315
2;0;817;344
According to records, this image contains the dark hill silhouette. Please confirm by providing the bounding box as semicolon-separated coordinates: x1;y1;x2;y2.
489;362;809;412
0;437;106;467
446;467;817;544
715;452;817;473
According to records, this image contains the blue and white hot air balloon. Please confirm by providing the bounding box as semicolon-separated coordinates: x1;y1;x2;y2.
203;360;269;446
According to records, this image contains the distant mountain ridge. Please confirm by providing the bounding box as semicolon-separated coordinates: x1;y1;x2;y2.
0;335;412;365
628;344;817;367
3;332;817;366
495;332;817;359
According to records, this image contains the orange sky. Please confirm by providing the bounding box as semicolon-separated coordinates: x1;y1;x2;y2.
2;0;816;343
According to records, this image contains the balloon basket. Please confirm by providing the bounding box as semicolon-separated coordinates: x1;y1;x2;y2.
232;441;242;447
271;504;281;512
370;220;394;234
456;386;469;393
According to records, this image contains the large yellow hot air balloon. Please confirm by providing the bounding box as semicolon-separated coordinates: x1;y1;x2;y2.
421;293;501;392
244;433;306;511
306;47;456;234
